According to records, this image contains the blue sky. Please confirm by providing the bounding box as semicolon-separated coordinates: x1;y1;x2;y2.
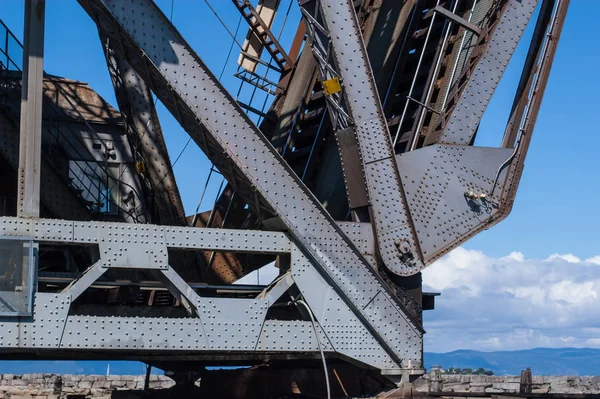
1;0;599;368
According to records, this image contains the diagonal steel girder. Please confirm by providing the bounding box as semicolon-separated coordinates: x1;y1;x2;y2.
77;0;423;369
101;35;187;226
299;0;424;276
435;0;539;145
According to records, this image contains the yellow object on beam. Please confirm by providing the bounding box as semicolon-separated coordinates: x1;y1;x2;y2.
322;77;342;96
135;161;146;174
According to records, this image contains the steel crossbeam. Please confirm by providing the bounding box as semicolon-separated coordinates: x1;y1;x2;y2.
0;215;409;370
76;0;422;372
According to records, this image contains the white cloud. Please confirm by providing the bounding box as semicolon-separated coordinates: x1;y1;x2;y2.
546;253;581;263
586;256;600;265
423;248;600;353
502;251;525;262
234;261;279;285
549;280;597;306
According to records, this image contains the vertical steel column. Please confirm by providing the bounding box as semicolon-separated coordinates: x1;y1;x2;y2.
17;0;45;218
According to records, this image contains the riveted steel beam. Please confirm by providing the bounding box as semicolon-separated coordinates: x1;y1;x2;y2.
436;0;539;145
299;0;424;276
17;0;45;218
101;35;187;227
0;216;415;371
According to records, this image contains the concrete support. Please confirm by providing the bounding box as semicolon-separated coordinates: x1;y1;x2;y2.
17;0;45;218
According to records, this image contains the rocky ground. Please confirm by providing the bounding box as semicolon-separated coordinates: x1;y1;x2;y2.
0;373;598;398
414;374;600;395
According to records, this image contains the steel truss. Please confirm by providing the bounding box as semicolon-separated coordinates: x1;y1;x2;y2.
0;216;416;372
0;0;569;385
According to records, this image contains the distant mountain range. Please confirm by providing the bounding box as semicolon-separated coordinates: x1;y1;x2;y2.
0;348;598;376
425;348;600;376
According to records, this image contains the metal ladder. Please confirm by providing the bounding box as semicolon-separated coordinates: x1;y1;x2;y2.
232;0;295;74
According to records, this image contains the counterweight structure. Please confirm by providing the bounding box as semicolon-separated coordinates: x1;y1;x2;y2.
0;0;568;395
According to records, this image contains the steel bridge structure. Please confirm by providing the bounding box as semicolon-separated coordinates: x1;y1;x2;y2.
0;0;568;396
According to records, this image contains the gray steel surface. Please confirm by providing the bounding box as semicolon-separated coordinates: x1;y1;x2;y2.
102;41;186;226
17;0;45;218
439;0;538;145
301;0;424;276
0;216;418;371
396;145;513;264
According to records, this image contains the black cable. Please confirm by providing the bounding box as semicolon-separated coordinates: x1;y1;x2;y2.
155;12;243;195
203;0;244;49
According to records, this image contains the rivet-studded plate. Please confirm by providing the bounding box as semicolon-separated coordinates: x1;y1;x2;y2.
397;145;514;265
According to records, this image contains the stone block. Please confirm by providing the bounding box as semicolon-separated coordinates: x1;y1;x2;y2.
7;387;29;396
469;375;488;384
504;376;521;383
549;385;587;394
92;380;111;389
442;383;470;392
91;388;111;396
532;376;544;384
470;382;493;388
468;386;487;393
484;387;505;393
441;375;462;384
148;381;163;389
491;382;520;391
110;380;127;388
78;380;92;389
2;375;14;380
162;380;175;389
10;379;28;386
532;384;550;394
